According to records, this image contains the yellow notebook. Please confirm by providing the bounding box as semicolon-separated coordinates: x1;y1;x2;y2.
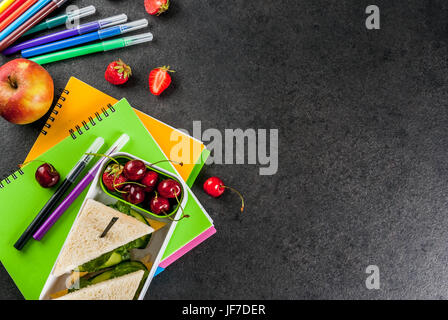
24;77;214;272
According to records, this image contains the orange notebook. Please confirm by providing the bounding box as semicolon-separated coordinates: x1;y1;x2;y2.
25;77;214;271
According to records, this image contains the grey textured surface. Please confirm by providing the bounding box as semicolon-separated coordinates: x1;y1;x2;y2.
1;0;448;299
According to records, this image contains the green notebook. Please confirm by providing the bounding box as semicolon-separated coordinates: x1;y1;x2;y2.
0;99;212;300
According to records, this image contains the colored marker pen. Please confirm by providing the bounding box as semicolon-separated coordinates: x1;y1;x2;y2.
33;133;130;241
0;0;52;41
0;0;16;14
13;137;105;251
22;5;96;37
3;13;127;55
30;32;154;65
0;0;68;52
22;19;149;58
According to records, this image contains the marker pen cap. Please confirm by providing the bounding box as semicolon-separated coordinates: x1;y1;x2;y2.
98;13;128;28
98;19;148;39
123;32;154;47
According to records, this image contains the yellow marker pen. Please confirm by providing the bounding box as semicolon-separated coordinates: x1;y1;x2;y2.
0;0;16;14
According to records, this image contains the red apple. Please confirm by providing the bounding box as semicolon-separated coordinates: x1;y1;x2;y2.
0;59;54;125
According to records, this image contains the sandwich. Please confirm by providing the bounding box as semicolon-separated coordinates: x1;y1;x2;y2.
55;262;148;300
50;199;155;300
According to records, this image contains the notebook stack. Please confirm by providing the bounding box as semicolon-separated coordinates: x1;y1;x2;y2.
0;77;215;299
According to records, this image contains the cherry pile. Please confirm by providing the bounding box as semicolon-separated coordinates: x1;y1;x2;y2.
102;158;183;217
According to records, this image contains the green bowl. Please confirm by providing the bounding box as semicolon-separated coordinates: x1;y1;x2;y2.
100;155;184;219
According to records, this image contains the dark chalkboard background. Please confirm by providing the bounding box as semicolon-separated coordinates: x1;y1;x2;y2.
1;0;448;299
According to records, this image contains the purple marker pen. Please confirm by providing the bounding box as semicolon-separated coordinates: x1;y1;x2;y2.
3;14;127;55
33;134;130;241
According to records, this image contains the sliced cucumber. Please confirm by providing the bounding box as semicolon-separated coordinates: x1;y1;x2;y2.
110;202;152;249
103;252;123;268
83;261;149;299
129;209;147;224
89;270;114;285
128;209;152;249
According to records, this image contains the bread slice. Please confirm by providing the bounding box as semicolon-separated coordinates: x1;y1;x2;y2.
53;199;154;277
55;270;145;300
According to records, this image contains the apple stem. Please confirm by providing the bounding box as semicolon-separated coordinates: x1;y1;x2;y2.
221;185;245;213
7;76;18;89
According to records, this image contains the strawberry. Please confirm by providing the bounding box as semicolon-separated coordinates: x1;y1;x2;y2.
144;0;170;16
102;163;128;191
105;59;132;85
149;66;174;96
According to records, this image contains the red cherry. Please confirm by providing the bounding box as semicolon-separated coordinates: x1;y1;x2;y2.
102;163;127;191
149;194;171;215
105;173;127;191
141;171;159;192
35;163;60;188
124;160;147;181
203;177;225;197
123;185;145;204
157;179;182;199
203;177;245;213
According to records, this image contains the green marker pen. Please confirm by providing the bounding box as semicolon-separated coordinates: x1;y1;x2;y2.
29;32;154;65
22;5;96;37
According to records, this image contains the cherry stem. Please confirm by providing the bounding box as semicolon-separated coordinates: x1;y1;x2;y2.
148;159;183;169
18;160;58;174
161;209;189;222
18;159;47;168
85;153;119;165
157;192;189;222
221;185;245;213
113;181;146;193
171;193;190;221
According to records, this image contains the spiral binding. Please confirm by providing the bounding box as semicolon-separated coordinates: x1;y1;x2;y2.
1;93;116;190
41;88;69;136
0;168;24;189
0;88;69;189
39;87;116;139
69;103;116;140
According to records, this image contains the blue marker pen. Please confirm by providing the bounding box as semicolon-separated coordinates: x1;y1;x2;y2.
21;19;149;58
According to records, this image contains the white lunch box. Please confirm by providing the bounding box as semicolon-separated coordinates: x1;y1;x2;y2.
39;152;188;300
